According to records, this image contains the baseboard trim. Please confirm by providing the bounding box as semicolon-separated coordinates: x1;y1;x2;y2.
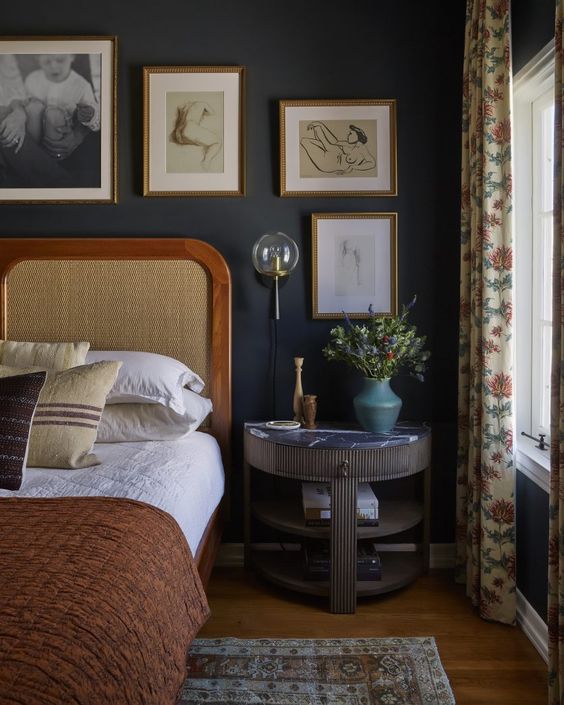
516;589;548;663
216;542;245;567
216;542;456;570
429;542;456;570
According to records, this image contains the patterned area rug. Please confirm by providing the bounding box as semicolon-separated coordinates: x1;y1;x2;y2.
181;637;455;704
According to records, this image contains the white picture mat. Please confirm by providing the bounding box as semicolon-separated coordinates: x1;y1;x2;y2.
148;71;240;191
316;216;393;315
285;104;391;192
0;39;114;201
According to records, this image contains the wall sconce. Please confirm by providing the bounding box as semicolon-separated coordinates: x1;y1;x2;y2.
252;231;299;319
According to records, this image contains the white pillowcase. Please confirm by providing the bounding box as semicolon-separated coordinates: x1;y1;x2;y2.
86;350;205;414
96;388;212;442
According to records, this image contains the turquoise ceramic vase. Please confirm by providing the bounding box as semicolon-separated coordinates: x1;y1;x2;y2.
353;377;402;434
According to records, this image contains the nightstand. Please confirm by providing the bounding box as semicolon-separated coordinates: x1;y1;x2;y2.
243;422;431;614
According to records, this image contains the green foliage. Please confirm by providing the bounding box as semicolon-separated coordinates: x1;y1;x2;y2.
322;297;430;381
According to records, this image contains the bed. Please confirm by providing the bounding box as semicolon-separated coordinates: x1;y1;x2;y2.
0;238;231;704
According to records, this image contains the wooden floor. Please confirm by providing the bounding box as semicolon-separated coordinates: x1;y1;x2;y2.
200;567;547;705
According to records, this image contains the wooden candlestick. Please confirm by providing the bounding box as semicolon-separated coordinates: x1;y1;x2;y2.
303;395;318;429
293;357;304;422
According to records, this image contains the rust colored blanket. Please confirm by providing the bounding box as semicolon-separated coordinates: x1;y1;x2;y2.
0;496;210;705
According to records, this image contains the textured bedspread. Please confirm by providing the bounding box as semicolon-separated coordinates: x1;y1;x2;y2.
0;496;210;705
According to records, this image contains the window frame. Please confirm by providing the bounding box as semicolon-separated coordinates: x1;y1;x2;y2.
513;40;554;493
530;87;553;437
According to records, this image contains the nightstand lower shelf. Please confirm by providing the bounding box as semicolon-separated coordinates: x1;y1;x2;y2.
251;499;423;539
251;549;423;598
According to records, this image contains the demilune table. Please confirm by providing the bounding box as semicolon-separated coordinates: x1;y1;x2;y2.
243;422;431;614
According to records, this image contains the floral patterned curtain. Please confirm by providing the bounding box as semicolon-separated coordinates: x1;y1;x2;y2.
455;0;515;625
548;1;564;700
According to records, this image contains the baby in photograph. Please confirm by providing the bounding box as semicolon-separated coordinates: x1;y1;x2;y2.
24;54;99;157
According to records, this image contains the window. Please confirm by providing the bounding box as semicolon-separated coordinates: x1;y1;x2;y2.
530;90;554;436
514;41;554;490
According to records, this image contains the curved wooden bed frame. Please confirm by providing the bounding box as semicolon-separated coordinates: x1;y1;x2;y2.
0;238;231;588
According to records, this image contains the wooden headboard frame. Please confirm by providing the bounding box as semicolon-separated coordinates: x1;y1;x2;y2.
0;238;232;468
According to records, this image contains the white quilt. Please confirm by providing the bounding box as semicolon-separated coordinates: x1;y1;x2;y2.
0;431;224;554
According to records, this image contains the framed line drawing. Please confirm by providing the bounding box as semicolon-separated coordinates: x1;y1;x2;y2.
312;212;398;319
143;65;245;197
280;99;397;197
0;36;117;204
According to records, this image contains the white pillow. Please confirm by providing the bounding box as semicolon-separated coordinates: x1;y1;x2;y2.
96;388;212;442
86;350;205;414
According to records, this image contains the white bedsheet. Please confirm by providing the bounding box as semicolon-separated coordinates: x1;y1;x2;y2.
0;432;224;554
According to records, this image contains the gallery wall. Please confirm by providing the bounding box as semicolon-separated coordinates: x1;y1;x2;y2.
1;0;466;541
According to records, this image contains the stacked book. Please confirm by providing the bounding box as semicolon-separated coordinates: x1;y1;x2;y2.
301;482;379;526
303;540;382;581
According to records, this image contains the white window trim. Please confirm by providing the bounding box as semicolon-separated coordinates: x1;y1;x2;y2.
514;40;554;494
516;437;550;493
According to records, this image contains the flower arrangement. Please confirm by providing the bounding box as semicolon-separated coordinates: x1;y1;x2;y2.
322;297;430;381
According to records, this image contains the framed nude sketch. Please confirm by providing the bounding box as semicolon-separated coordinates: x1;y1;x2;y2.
143;65;245;197
0;36;117;204
280;99;397;197
312;212;398;319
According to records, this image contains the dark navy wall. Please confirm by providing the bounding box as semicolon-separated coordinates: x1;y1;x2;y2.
513;0;555;73
516;473;549;621
512;0;554;622
1;1;466;541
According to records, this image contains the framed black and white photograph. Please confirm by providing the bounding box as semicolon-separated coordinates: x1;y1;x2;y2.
0;36;117;204
312;212;398;319
280;99;397;197
143;66;245;197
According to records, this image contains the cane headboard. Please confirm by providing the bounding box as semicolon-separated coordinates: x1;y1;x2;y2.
0;238;232;465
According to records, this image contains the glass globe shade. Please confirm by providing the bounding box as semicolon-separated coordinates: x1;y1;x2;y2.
252;232;299;277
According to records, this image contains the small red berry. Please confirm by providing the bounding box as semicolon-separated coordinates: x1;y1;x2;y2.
386;351;394;360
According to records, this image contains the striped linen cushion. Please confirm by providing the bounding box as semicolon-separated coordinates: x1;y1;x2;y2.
0;361;121;469
0;372;47;490
34;402;104;431
0;341;90;372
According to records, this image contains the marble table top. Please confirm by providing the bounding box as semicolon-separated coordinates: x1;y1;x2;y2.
245;421;430;449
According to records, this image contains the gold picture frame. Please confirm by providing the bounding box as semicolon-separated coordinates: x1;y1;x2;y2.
280;99;397;197
143;65;245;197
312;212;398;319
0;36;118;204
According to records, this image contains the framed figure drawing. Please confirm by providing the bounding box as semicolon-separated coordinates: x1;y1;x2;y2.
312;212;398;319
143;66;245;197
280;99;397;197
0;36;117;204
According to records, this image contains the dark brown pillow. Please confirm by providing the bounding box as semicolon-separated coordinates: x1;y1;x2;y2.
0;372;46;490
